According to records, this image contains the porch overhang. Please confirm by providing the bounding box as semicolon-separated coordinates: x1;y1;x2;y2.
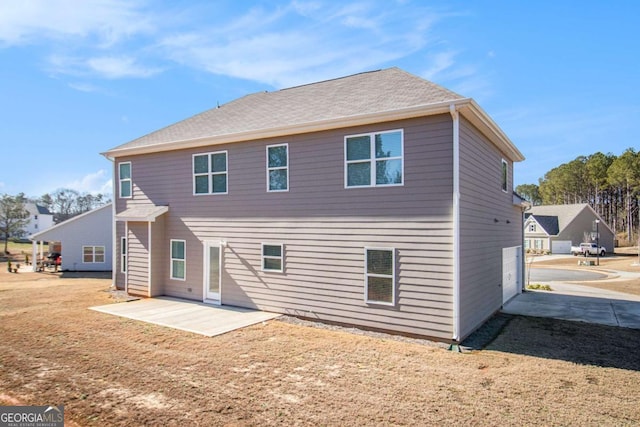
115;205;169;222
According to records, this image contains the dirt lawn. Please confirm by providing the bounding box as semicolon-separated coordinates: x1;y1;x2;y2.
1;269;640;426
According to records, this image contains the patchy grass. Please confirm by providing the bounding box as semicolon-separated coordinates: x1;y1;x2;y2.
526;283;553;291
1;270;639;426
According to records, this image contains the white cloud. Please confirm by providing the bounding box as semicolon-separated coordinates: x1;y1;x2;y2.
159;1;440;88
0;0;153;47
87;56;161;79
64;170;112;195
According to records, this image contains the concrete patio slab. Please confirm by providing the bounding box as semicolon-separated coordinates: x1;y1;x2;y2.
91;297;281;337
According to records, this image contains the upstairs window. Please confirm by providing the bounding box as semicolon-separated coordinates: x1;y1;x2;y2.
501;159;508;193
194;151;228;195
119;162;132;198
267;144;289;192
345;130;403;188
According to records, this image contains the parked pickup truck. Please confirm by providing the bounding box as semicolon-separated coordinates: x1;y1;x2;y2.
570;243;606;257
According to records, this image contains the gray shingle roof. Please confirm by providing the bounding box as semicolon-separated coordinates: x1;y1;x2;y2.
103;67;524;162
530;215;560;235
528;204;589;233
105;68;463;154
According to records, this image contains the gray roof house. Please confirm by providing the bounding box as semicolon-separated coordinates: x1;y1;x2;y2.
102;67;526;343
23;203;54;237
30;203;113;271
524;204;615;254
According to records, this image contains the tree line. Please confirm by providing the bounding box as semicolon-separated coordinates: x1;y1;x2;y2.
0;189;110;253
516;148;640;244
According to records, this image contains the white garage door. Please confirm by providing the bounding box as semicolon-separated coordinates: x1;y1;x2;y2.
502;246;522;304
551;240;572;254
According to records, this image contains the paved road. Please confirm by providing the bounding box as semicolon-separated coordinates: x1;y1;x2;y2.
528;268;607;282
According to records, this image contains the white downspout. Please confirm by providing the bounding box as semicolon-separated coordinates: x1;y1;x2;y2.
450;104;461;342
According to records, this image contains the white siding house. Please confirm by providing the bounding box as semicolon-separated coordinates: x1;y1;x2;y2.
23;203;54;237
30;204;113;272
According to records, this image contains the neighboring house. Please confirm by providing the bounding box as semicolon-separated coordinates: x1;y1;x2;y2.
524;204;615;254
30;203;113;271
23;203;54;237
102;67;526;343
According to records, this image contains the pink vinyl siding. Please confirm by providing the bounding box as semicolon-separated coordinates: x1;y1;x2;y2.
457;116;523;339
114;115;457;339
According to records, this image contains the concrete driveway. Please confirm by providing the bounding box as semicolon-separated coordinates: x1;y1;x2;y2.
503;271;640;329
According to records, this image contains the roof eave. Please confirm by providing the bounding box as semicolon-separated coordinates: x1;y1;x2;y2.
102;99;472;158
458;100;525;162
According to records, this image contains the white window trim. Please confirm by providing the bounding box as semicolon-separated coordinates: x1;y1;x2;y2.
120;237;127;273
118;162;132;199
82;245;106;263
364;247;396;306
170;239;186;281
501;158;509;193
266;143;289;192
193;151;228;195
261;242;284;273
344;129;404;189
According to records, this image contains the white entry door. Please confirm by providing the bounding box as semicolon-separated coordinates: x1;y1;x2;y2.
502;246;522;304
204;242;221;303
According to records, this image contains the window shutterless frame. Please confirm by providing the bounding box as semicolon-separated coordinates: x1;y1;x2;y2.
261;243;284;272
120;237;127;273
364;247;396;306
118;162;132;198
83;246;106;263
266;143;289;192
345;129;404;188
170;239;186;281
193;151;228;195
501;158;508;193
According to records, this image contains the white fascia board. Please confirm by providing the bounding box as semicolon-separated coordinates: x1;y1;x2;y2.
101;99;472;159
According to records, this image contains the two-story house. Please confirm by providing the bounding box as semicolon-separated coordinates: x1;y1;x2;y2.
24;203;54;237
102;67;526;343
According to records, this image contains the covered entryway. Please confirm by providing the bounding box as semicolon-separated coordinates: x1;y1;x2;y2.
502;246;522;304
115;205;169;297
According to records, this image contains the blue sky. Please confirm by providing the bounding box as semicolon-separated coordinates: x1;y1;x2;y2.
1;0;638;198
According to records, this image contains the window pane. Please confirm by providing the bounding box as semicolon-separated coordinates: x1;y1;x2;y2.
263;245;282;257
212;174;227;193
263;258;282;271
268;146;287;168
95;253;105;263
83;254;92;263
376;159;402;185
194;155;209;174
269;169;288;191
194;175;209;194
172;260;185;279
120;181;131;198
367;276;393;303
367;249;393;275
172;241;185;259
502;161;508;191
375;132;402;158
211;153;227;173
347;162;371;186
119;163;131;179
346;136;371;161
